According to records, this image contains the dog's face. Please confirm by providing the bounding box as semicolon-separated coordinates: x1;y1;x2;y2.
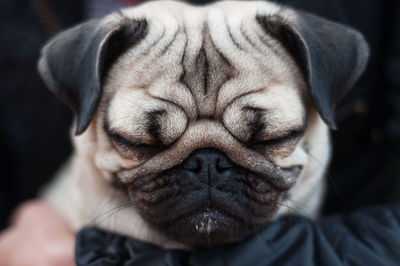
38;1;368;248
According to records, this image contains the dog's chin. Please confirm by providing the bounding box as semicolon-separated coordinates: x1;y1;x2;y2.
157;205;265;248
124;158;287;248
136;196;280;248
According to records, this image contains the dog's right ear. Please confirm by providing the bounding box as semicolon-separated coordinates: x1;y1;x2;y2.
38;16;148;135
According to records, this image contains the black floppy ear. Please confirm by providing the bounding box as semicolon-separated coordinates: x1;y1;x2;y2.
257;11;369;129
38;16;148;135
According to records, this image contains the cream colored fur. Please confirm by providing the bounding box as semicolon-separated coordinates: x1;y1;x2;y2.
42;1;331;249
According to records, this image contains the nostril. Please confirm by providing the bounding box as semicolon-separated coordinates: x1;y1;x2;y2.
183;158;202;172
216;157;231;172
182;149;232;174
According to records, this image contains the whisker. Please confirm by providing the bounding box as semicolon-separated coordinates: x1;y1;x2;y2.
89;187;118;224
277;200;307;216
91;200;135;226
325;172;344;199
305;150;344;200
276;202;303;216
283;198;311;214
304;149;325;169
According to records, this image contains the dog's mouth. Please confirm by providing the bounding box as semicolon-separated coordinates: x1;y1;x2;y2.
165;206;246;247
123;148;299;248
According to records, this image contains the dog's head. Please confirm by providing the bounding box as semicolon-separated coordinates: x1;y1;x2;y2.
38;1;368;248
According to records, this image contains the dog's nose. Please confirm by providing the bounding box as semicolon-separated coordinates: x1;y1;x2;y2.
182;149;232;181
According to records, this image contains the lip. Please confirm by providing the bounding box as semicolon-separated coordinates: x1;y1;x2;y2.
173;206;238;225
256;165;303;192
161;205;248;247
135;188;281;247
127;154;293;246
152;189;262;224
133;178;283;224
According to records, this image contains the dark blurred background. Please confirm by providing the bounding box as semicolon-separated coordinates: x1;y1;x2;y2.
0;0;399;230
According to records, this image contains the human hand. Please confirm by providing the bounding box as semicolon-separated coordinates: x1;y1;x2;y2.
0;201;75;266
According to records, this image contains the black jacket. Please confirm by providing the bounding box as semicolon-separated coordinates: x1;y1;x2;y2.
75;205;400;266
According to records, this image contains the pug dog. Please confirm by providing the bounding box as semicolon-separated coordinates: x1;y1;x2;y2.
38;1;369;249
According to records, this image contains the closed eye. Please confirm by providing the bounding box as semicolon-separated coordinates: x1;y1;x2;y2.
250;127;305;149
108;132;165;160
109;132;154;150
261;129;304;145
103;117;165;159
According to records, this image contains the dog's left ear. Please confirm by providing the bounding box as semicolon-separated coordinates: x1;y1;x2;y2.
38;16;148;135
257;11;369;129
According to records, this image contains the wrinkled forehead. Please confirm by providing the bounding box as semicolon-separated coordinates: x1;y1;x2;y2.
103;0;306;128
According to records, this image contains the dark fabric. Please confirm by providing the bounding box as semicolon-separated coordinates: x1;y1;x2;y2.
0;0;82;229
76;205;400;266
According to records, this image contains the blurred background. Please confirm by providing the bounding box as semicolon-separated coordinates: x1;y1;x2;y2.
0;0;399;230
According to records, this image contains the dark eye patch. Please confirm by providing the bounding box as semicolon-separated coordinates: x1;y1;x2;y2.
256;128;305;146
109;132;153;150
248;122;306;154
239;105;306;150
109;132;164;159
146;110;167;145
103;120;164;159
